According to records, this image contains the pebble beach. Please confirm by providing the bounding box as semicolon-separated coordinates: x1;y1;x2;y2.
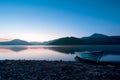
0;60;120;80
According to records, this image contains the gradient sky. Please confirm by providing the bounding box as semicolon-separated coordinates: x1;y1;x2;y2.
0;0;120;42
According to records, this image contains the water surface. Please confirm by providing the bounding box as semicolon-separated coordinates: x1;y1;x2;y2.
0;45;120;62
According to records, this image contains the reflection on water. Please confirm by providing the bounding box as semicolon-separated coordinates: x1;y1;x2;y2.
0;46;75;61
0;45;120;61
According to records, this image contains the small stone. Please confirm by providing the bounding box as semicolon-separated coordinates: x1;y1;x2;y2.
6;61;12;65
107;65;114;68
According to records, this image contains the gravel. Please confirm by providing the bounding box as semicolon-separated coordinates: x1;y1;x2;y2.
0;60;119;80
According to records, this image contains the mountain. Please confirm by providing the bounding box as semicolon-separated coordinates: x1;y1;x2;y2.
108;36;120;44
43;33;120;45
81;33;108;45
46;37;85;45
30;42;42;45
89;33;108;38
30;40;54;45
0;39;31;45
41;33;110;45
0;33;120;45
81;33;120;45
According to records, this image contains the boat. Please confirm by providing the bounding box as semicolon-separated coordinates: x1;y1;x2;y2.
75;51;120;63
75;51;104;63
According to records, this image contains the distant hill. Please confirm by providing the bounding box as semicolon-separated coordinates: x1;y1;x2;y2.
81;33;120;45
81;33;109;45
89;33;108;38
46;37;85;45
0;39;30;45
43;33;120;45
108;36;120;44
30;42;42;45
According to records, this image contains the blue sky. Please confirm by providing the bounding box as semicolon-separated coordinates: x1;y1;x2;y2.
0;0;120;42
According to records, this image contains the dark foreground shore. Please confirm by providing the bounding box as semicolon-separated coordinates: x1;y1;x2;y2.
0;60;120;80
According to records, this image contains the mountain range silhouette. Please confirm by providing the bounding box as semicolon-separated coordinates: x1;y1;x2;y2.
0;33;120;45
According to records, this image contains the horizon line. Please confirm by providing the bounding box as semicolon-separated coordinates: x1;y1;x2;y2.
0;33;120;42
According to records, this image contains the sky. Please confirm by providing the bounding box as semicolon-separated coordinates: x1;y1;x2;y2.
0;0;120;42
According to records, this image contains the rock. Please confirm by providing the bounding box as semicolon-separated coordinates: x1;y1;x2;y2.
6;61;12;65
61;65;73;74
106;65;115;68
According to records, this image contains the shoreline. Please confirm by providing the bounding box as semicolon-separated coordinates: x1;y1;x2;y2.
0;60;120;80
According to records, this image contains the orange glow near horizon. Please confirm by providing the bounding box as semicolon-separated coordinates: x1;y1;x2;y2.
0;39;11;42
0;33;74;42
0;33;54;42
0;36;57;42
0;31;83;42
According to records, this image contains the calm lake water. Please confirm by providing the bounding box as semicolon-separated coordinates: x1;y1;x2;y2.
0;45;120;62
